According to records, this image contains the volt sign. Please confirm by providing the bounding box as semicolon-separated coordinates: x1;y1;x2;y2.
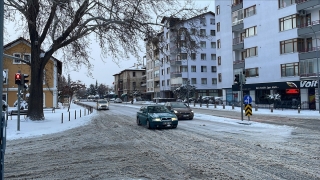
300;80;318;88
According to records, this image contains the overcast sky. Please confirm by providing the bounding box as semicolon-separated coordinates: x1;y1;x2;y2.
4;0;214;88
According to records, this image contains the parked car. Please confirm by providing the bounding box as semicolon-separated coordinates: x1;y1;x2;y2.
136;105;178;129
96;99;109;110
164;102;194;120
109;98;115;102
114;98;122;103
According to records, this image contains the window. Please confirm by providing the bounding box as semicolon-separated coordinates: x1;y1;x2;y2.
211;42;216;48
244;5;256;18
191;78;197;84
216;5;220;15
280;38;304;54
217;39;221;48
191;41;196;48
300;59;315;76
211;54;216;60
201;54;207;60
201;66;207;72
200;17;206;25
167;67;170;74
3;69;8;84
182;78;188;84
191;66;196;72
218;56;221;65
212;78;217;85
279;0;295;8
161;69;164;75
200;29;206;36
200;41;206;48
217;22;220;32
167;79;170;86
242;47;258;58
13;53;21;64
132;82;136;88
281;63;299;77
279;15;297;31
166;56;169;62
190;28;196;35
245;26;257;37
191;53;196;60
211;66;217;72
210;18;215;25
201;78;207;85
133;72;136;77
218;73;222;82
162;80;165;86
232;0;243;6
23;54;31;64
181;66;188;72
210;30;215;36
245;67;259;77
180;53;187;60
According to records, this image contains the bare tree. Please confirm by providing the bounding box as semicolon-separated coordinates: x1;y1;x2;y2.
4;0;206;120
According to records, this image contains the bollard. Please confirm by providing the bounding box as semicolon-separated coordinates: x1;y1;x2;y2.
200;103;202;107
255;104;258;111
80;109;81;117
69;111;70;121
75;110;76;120
232;104;234;110
298;106;300;113
61;113;63;123
214;103;216;108
223;104;225;109
194;101;195;107
271;105;273;113
207;102;209;108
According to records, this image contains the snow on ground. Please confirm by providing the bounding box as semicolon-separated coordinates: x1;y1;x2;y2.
5;101;319;140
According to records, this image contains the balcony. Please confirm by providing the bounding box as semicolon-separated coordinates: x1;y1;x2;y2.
170;59;182;65
232;20;244;32
233;59;245;69
233;37;244;50
170;71;182;78
232;1;243;12
297;20;320;36
300;72;320;78
296;0;320;11
299;46;320;60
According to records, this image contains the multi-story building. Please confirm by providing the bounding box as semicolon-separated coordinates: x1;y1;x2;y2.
3;37;62;108
215;0;320;110
113;66;146;101
145;11;220;101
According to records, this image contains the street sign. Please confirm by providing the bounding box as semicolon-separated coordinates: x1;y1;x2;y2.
243;95;252;104
245;104;252;116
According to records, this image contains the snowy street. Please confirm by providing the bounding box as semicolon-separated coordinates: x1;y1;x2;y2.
4;102;320;179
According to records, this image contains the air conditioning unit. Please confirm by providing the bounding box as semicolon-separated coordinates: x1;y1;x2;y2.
299;10;307;16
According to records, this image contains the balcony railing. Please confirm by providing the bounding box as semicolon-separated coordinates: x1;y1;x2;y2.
298;46;320;53
233;59;245;64
233;37;244;45
297;20;320;28
296;0;310;4
170;71;182;75
300;73;319;77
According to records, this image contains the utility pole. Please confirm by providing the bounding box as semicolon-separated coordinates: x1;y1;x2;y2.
0;0;5;179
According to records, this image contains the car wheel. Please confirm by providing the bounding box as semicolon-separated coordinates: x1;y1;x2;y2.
136;117;141;126
147;120;152;129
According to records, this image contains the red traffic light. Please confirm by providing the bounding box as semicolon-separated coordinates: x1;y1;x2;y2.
15;73;21;85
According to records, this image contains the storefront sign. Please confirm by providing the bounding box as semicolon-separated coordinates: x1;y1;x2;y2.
300;80;318;88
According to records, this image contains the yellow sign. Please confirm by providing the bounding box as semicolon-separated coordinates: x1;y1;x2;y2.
245;104;252;116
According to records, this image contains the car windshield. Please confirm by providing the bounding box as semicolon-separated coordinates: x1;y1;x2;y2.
148;106;170;113
98;100;108;103
171;103;188;108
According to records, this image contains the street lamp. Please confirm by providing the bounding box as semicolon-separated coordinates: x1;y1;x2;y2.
309;26;320;113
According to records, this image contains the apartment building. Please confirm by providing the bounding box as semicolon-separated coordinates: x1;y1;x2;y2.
216;0;320;110
145;11;220;100
113;67;146;101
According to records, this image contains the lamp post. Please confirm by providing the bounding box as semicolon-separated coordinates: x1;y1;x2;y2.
310;26;320;113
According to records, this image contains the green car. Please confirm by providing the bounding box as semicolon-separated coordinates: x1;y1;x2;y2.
136;105;178;129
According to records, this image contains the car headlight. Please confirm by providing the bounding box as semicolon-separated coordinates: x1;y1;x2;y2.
174;110;178;113
191;111;194;113
152;118;161;121
172;117;178;121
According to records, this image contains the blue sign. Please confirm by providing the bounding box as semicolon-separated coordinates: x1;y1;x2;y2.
243;95;252;104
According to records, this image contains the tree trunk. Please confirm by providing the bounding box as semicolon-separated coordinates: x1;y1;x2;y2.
27;44;45;120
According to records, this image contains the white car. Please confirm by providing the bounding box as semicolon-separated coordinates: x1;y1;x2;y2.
97;99;109;110
114;98;122;103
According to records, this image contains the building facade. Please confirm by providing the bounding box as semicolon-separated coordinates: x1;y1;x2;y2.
3;37;62;108
216;0;320;109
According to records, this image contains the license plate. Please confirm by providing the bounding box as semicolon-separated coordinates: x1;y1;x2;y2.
183;115;189;117
163;122;171;125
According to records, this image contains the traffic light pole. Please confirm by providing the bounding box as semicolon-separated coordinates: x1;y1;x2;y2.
17;84;21;131
240;76;244;121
